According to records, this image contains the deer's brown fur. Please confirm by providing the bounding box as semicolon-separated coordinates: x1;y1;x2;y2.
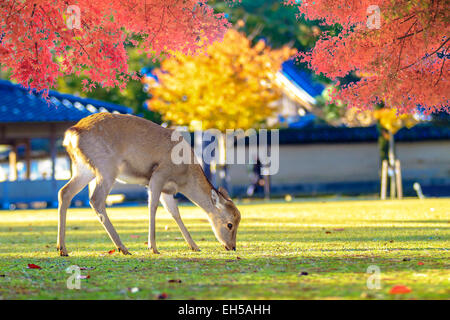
57;113;240;256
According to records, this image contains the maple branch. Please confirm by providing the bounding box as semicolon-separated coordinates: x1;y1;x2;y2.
400;38;450;71
397;28;424;40
434;54;446;86
397;20;417;71
149;5;167;46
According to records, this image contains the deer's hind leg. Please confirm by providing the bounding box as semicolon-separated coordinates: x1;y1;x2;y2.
160;193;200;252
57;163;94;256
89;168;130;255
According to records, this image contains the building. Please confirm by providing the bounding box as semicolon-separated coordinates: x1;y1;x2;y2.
0;80;132;209
1;62;449;209
228;125;450;198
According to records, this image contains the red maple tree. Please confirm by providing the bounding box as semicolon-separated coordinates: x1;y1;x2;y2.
286;0;449;114
0;1;229;95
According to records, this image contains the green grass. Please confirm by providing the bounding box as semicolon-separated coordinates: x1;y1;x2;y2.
0;198;448;300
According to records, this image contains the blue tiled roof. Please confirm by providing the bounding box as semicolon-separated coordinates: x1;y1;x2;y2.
143;61;325;99
278;124;450;144
281;60;325;98
0;80;132;123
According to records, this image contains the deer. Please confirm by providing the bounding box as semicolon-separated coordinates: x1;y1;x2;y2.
57;113;241;256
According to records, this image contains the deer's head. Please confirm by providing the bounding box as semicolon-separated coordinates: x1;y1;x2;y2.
209;187;241;251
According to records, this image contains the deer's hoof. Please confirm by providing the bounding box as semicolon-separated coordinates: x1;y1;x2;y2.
118;247;131;255
58;248;69;257
191;246;201;252
152;248;160;254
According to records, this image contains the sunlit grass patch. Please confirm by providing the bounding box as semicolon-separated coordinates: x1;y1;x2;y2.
0;198;448;299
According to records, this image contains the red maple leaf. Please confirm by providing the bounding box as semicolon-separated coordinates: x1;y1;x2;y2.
27;263;42;269
0;1;230;94
389;285;412;294
158;293;168;300
288;0;449;114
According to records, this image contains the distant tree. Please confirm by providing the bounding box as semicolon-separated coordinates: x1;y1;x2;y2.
287;0;449;114
145;27;294;192
56;48;161;122
145;28;295;131
210;0;327;50
0;0;228;94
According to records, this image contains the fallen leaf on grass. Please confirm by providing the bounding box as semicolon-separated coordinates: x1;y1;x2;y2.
168;279;182;283
225;258;241;262
325;231;331;234
79;267;95;271
108;249;115;254
389;285;412;294
418;262;424;266
27;264;41;269
157;293;168;299
77;275;90;280
360;292;375;299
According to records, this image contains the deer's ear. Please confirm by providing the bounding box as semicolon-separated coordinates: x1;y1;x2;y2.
211;189;224;210
218;187;231;200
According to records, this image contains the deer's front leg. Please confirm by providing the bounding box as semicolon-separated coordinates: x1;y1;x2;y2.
160;193;200;251
57;165;93;256
90;176;130;255
148;183;162;254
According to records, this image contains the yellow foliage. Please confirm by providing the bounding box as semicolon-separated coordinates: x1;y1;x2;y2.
145;29;296;131
373;108;418;134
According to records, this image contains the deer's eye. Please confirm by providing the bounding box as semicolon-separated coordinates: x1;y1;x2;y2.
227;223;233;230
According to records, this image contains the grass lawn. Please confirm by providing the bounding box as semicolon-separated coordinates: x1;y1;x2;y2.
0;198;448;300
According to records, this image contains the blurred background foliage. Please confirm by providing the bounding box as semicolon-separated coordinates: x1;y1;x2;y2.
3;0;440;131
37;1;333;123
210;0;326;50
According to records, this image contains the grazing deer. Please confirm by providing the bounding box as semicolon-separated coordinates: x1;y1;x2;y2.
57;113;240;256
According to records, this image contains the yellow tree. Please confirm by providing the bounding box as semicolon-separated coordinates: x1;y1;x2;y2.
373;108;418;199
144;28;294;194
373;108;418;136
145;28;295;131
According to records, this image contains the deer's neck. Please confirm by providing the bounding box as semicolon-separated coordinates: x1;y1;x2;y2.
182;165;216;215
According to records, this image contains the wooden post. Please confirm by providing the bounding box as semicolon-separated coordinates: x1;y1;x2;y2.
25;139;31;180
9;144;18;181
50;130;57;181
381;160;388;200
388;133;396;199
395;160;403;199
49;126;58;207
263;172;271;200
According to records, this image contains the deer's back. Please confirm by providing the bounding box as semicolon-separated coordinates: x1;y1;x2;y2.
64;113;185;184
